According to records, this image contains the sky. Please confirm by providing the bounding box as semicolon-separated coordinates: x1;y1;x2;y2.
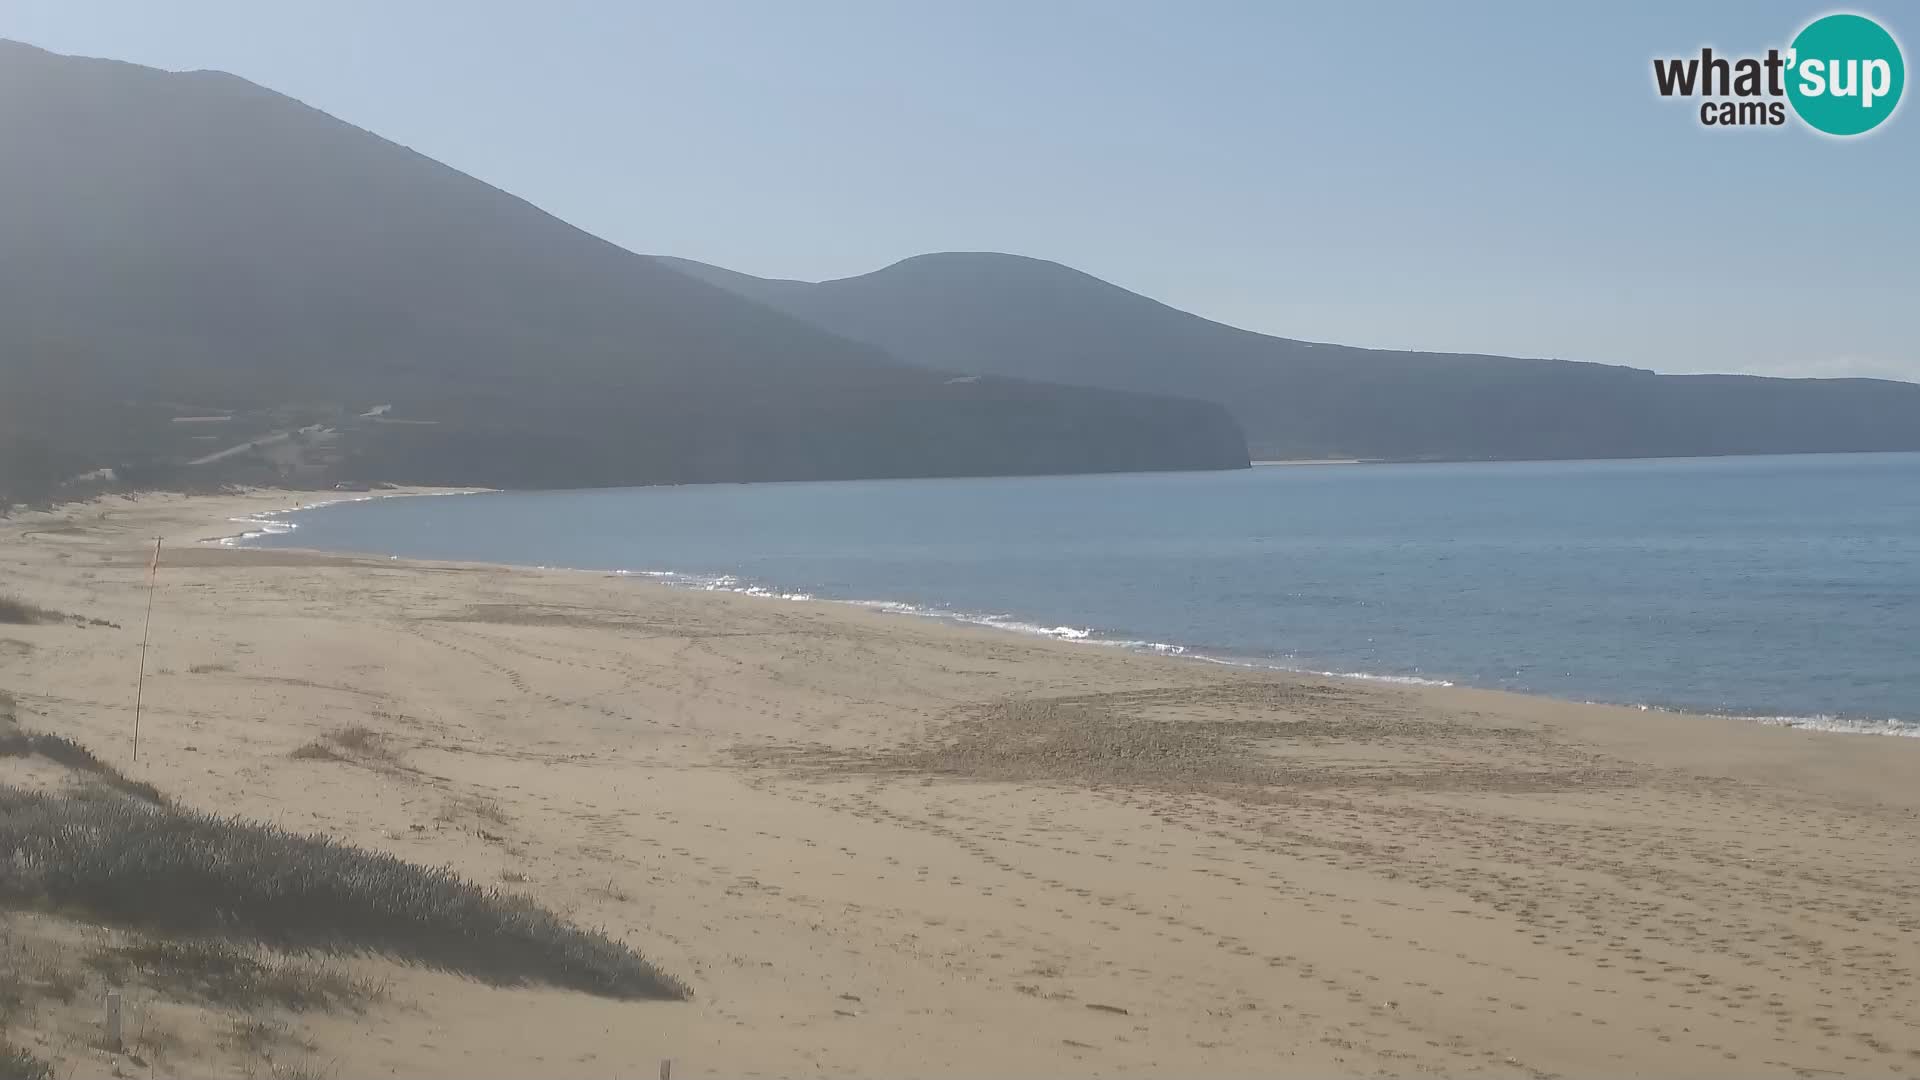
4;1;1915;381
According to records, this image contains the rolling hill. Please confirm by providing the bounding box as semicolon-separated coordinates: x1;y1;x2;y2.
0;41;1247;503
660;252;1920;462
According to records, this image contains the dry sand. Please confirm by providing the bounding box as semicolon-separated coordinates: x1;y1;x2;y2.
2;489;1917;1078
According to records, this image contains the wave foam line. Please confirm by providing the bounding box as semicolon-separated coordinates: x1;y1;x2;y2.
217;512;299;546
1752;714;1920;738
606;572;1459;688
216;488;487;547
224;533;1905;737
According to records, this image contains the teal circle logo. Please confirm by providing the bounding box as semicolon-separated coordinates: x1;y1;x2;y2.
1786;13;1905;135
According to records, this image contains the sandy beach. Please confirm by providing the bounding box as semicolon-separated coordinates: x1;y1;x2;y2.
3;488;1918;1079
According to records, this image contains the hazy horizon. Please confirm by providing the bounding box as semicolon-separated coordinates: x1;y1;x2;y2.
3;1;1914;382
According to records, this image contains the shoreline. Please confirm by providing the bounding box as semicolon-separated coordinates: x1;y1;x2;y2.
1249;458;1374;466
69;489;1920;771
202;484;491;546
235;488;1919;741
7;489;1920;1078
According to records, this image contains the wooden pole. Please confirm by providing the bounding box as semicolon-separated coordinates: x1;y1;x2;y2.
104;989;123;1051
132;537;160;762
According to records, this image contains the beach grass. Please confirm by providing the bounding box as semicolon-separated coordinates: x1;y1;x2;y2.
0;595;60;626
0;787;689;1000
0;1040;53;1080
288;740;345;761
288;724;396;767
0;729;165;804
86;937;384;1013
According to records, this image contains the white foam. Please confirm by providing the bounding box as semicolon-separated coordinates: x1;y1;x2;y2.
972;616;1093;640
212;488;486;547
608;571;1464;690
1751;714;1920;738
1172;652;1451;686
1313;670;1455;687
836;596;1457;686
740;585;816;601
847;599;922;615
216;512;299;546
1092;640;1189;656
1593;699;1920;738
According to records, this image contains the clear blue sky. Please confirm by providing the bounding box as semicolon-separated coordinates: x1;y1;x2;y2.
5;1;1914;380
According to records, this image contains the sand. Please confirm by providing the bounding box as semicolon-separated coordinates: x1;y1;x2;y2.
2;489;1917;1079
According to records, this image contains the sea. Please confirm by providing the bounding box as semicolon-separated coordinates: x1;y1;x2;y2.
236;452;1920;736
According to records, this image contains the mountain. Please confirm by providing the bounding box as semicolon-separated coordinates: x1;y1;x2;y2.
0;41;1246;501
660;252;1920;462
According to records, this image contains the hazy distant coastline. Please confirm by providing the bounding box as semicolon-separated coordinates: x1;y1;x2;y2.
6;39;1920;512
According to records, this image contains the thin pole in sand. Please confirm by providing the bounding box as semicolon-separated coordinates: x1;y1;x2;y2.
104;988;123;1051
132;536;160;762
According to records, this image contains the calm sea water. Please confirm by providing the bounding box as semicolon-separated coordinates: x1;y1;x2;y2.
243;453;1920;734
